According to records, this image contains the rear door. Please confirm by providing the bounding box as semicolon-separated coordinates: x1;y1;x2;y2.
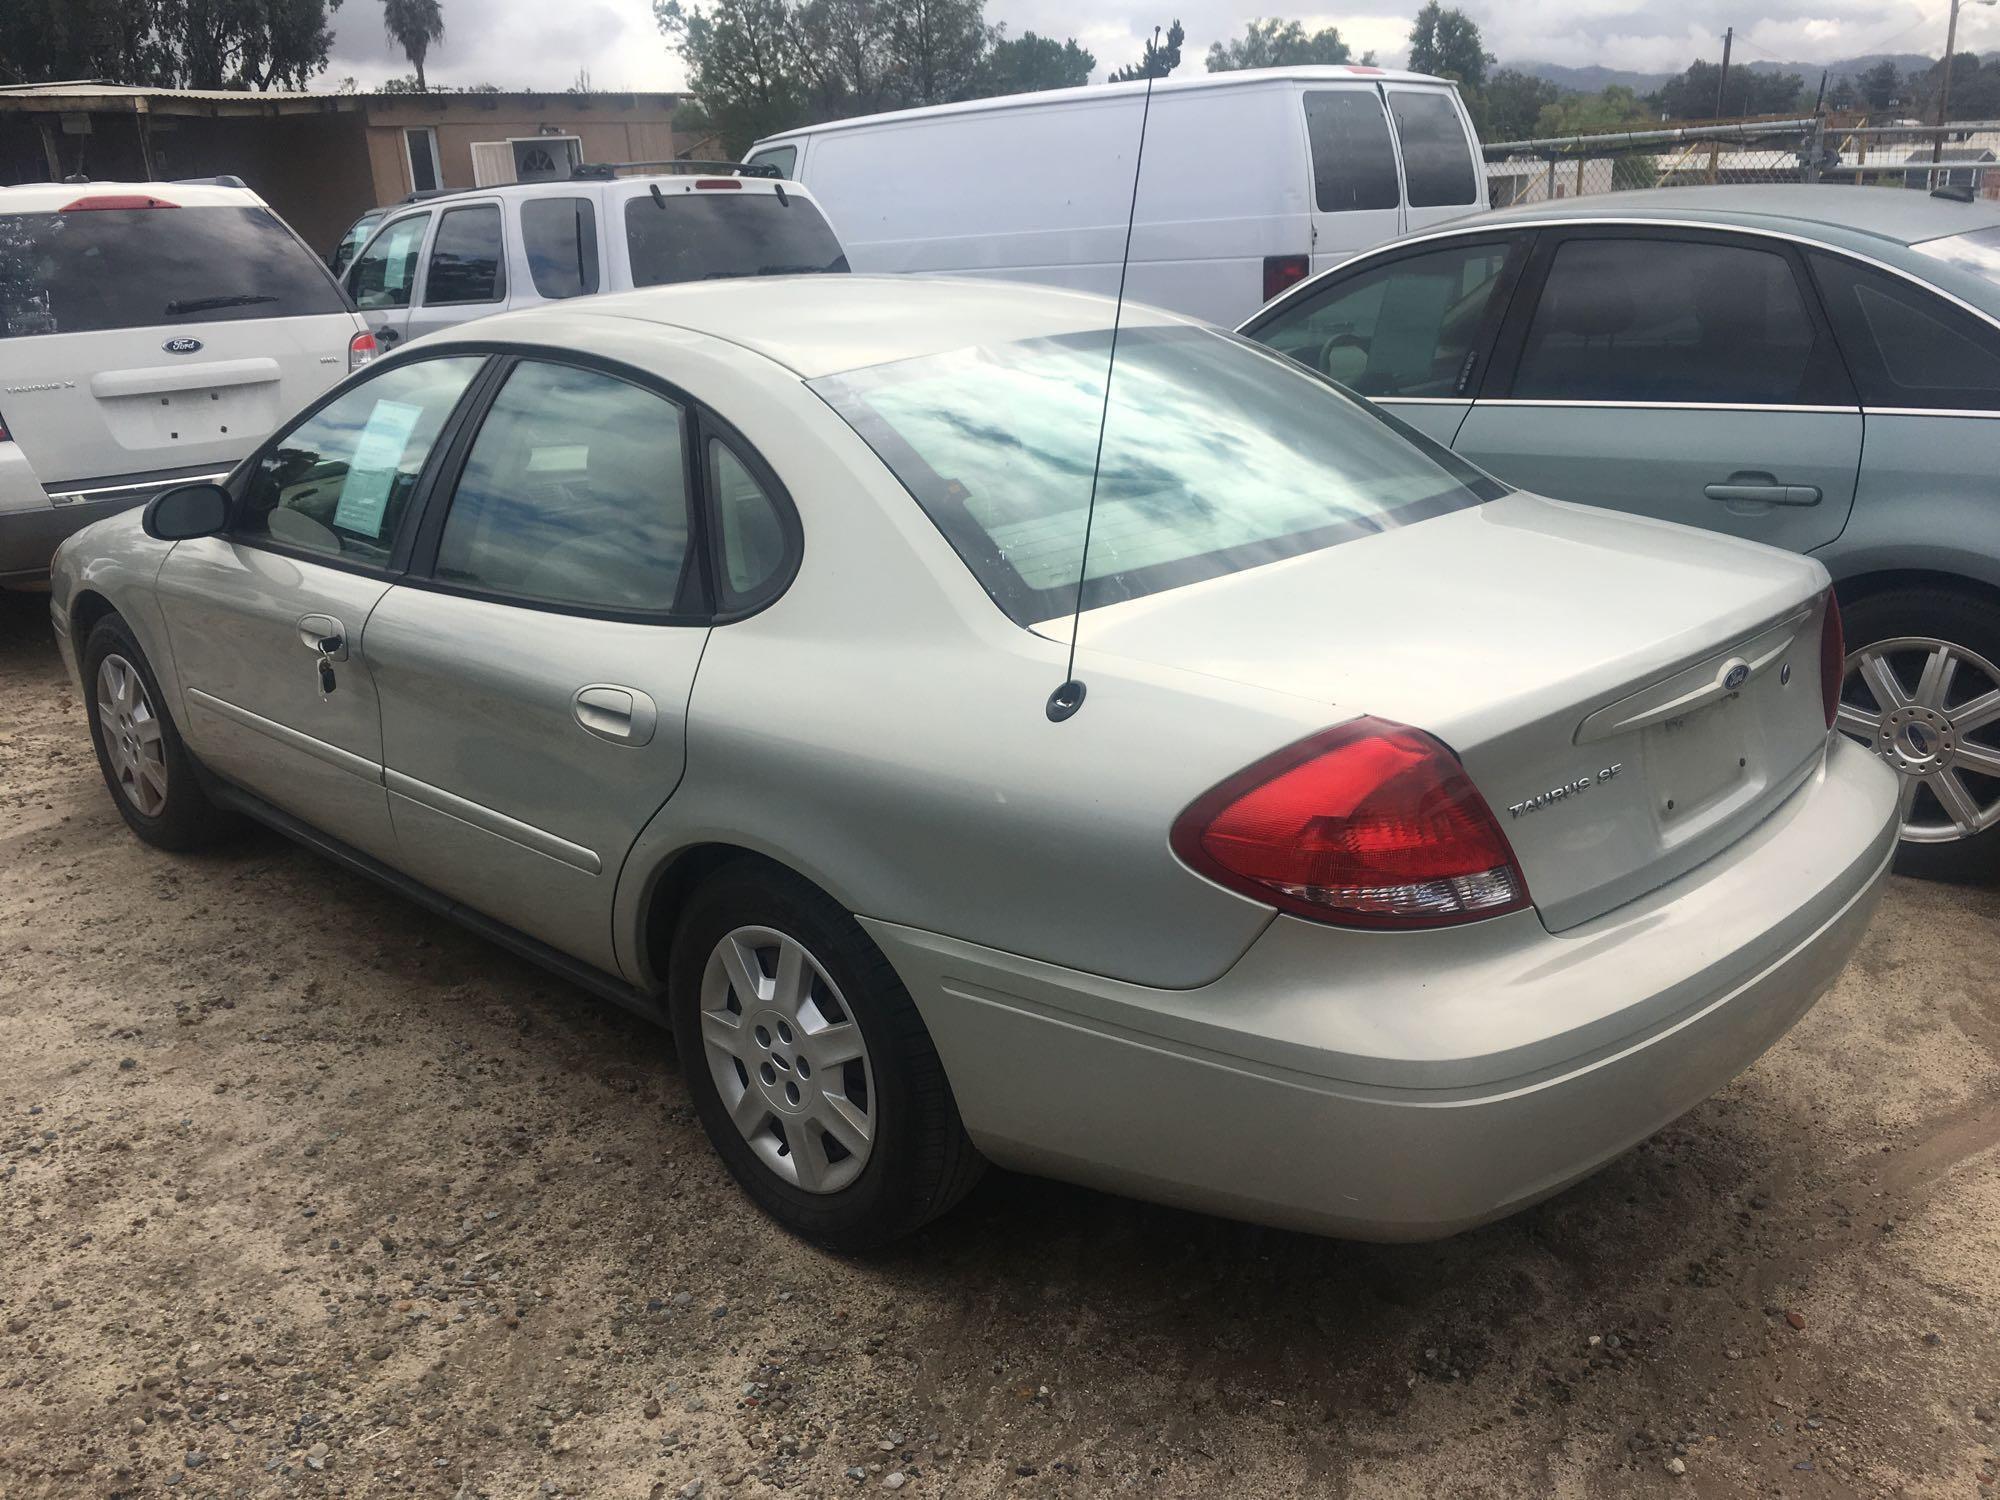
1454;226;1864;554
1300;86;1403;272
1240;231;1529;445
0;198;359;492
1384;86;1485;235
405;200;509;339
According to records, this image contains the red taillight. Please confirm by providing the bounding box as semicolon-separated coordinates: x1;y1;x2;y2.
1262;253;1310;302
695;178;743;189
0;406;9;443
60;194;178;212
348;330;378;371
1170;717;1531;930
1820;591;1845;731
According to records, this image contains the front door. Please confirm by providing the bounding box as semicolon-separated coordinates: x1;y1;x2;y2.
1301;87;1403;274
1454;228;1863;554
364;357;714;974
155;354;488;862
344;209;432;354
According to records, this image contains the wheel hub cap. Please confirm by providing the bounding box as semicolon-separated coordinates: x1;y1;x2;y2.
95;653;169;819
698;925;875;1195
1838;635;2000;844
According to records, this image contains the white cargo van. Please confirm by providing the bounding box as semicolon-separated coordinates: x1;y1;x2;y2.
748;66;1486;325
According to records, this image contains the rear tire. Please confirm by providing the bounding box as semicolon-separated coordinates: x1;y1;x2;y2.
82;613;229;852
667;859;983;1251
1836;587;2000;882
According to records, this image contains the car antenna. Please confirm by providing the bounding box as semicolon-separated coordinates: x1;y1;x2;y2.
1045;26;1164;724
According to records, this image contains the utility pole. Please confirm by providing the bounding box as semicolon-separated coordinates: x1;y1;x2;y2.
1709;27;1733;183
1934;0;2000;164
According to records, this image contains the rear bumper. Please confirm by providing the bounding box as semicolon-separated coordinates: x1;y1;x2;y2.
866;735;1900;1240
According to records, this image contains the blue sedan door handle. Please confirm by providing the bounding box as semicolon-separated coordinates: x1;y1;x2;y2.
1704;472;1822;507
573;684;658;746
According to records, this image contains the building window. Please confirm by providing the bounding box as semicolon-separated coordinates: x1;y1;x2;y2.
405;127;442;194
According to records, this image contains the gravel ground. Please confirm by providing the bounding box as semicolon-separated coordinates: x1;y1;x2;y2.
2;586;1998;1500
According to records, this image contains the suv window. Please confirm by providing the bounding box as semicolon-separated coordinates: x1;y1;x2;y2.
425;205;505;305
434;361;695;614
1250;240;1513;397
1514;237;1826;405
348;213;429;311
623;191;847;285
1811;252;2000;411
521;197;600;299
1303;91;1399;213
746;145;797;178
0;205;346;338
237;356;483;565
1387;91;1477;208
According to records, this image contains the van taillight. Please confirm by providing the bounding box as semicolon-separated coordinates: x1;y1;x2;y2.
1820;591;1845;731
1262;254;1309;302
1170;717;1531;929
348;330;379;371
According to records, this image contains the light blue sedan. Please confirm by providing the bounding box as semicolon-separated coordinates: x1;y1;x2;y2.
1242;185;2000;877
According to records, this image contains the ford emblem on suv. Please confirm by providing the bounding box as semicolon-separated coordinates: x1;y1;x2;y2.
162;337;203;355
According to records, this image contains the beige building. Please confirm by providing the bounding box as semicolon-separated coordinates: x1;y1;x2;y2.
0;82;695;255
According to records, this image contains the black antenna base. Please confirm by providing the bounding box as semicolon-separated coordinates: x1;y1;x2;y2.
1046;680;1086;722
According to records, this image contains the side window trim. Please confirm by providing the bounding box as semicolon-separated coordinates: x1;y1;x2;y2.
1481;225;1856;408
223;352;498;582
403;349;720;625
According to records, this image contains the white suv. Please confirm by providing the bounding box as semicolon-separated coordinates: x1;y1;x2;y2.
342;168;847;350
1;180;369;585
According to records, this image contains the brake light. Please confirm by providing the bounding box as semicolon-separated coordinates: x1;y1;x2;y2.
694;178;743;190
0;407;9;443
348;330;378;371
1820;591;1845;731
60;194;178;212
1262;253;1309;302
1170;717;1531;929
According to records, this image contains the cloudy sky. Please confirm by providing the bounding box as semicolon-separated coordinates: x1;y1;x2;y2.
322;0;2000;94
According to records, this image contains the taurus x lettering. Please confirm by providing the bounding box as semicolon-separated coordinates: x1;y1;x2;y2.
1508;762;1623;819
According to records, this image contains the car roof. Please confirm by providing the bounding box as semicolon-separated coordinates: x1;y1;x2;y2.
0;179;270;212
378;174;803;215
755;65;1456;144
1473;184;2000;248
441;274;1197;379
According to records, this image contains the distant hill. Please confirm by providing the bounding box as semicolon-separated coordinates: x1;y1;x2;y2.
1501;52;1960;97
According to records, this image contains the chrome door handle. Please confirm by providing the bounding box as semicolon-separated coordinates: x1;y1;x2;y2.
1704;477;1822;507
573;684;658;747
297;613;348;660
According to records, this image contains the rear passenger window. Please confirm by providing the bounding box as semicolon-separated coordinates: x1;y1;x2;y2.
708;438;793;609
434;362;694;614
237;356;483;565
425;205;505;305
1515;238;1828;405
1387;91;1478;208
521;197;600;300
1303;91;1399;213
1252;240;1513;397
1811;253;2000;411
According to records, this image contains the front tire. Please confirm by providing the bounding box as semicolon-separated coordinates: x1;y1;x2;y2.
667;860;982;1250
82;613;227;852
1835;588;2000;881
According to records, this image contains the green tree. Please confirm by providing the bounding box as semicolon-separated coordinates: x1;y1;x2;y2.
880;0;990;106
1204;17;1360;72
1857;58;1904;113
1650;60;1803;120
381;0;443;90
1406;2;1488;91
1110;19;1182;82
1474;66;1561;139
975;29;1093;94
1914;53;2000;122
0;0;341;91
790;0;894;119
658;0;805;154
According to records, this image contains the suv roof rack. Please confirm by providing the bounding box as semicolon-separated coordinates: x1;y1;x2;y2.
570;158;783;181
170;174;247;189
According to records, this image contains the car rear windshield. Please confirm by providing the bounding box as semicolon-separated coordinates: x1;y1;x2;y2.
623;191;848;285
1912;225;2000;300
0;205;348;338
812;326;1506;625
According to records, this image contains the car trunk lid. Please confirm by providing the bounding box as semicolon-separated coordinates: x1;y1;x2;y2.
1051;493;1836;931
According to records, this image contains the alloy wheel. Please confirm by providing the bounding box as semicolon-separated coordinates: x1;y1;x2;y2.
1837;636;2000;844
698;925;876;1194
95;654;170;818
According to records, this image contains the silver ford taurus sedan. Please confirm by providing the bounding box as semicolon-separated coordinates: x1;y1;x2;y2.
49;277;1901;1249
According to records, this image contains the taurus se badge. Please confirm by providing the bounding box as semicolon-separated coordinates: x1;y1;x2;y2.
1508;762;1623;819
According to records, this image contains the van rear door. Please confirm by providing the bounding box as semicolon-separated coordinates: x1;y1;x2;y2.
0;198;360;493
1301;86;1403;276
1386;85;1486;235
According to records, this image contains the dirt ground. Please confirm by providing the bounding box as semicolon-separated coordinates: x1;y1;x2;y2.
1;587;1997;1500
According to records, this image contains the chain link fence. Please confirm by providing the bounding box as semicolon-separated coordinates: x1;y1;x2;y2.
1484;118;2000;206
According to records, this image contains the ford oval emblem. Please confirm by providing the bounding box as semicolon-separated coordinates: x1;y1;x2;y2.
162;337;203;355
1723;662;1751;691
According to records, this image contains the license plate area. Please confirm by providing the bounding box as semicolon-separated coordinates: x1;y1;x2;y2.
1646;693;1755;834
